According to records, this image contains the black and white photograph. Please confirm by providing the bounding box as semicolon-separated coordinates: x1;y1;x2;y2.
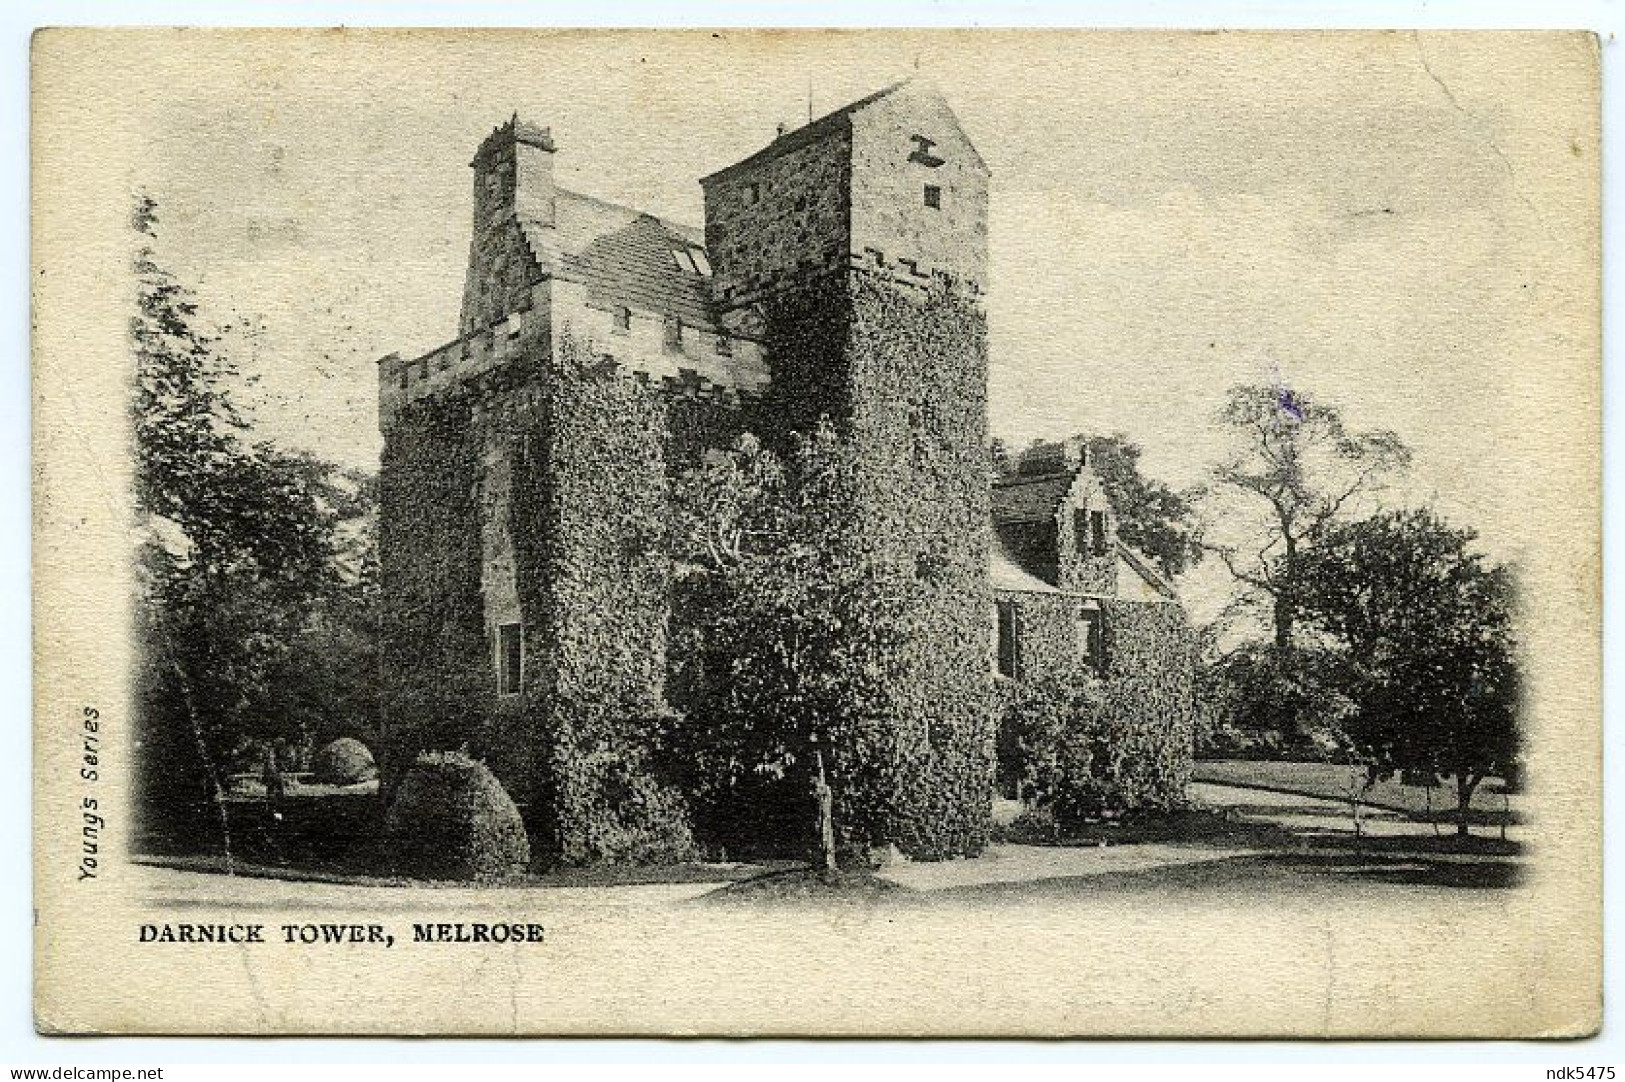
27;25;1600;1041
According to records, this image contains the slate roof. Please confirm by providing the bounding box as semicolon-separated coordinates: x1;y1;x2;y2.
991;471;1073;526
1115;541;1179;602
518;188;727;334
989;470;1179;604
990;540;1058;594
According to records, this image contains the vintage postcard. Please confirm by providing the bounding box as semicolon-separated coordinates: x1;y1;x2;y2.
30;28;1600;1036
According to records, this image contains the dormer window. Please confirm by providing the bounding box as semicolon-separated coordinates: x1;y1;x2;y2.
672;249;697;274
689;248;711;276
612;306;631;334
924;185;942;210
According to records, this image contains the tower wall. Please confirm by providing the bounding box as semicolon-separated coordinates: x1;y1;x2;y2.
701;85;996;858
379;328;702;861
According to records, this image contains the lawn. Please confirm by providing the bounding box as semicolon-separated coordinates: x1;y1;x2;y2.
1193;759;1519;823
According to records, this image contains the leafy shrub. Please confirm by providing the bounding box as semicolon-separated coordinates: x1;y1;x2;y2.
1196;640;1350;755
999;641;1192;827
312;737;378;786
381;751;530;881
998;674;1105;823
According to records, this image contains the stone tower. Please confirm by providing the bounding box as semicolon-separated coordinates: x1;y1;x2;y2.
378;82;996;863
700;80;995;856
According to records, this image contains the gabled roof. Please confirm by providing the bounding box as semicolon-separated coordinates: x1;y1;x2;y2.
1115;541;1180;602
991;471;1072;526
699;80;910;185
519;188;728;334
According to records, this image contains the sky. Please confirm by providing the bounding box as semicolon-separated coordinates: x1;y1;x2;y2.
119;29;1598;620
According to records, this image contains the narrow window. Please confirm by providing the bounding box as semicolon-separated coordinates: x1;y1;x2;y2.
612;306;631;334
1073;508;1090;555
664;316;683;352
924;184;942;209
1077;612;1098;665
1090;510;1107;556
996;602;1018;679
498;623;522;695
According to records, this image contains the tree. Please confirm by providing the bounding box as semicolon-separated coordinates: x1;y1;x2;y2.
997;433;1203;579
1292;509;1521;835
131;193;370;844
1207;383;1410;651
666;425;913;870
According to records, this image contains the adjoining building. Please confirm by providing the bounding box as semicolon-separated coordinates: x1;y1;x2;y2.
376;81;1193;863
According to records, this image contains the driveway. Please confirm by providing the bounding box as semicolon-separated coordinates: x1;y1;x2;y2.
1188;780;1510;840
875;840;1257;892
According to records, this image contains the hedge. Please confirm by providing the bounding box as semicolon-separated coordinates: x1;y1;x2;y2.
381;751;530;880
311;737;378;786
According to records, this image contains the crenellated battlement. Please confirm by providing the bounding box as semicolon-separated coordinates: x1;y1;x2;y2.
377;303;547;431
379;295;769;433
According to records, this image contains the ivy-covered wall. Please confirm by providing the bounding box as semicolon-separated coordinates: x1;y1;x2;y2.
744;269;995;859
1005;592;1082;681
514;332;695;863
380;331;703;864
378;389;498;793
1099;599;1196;808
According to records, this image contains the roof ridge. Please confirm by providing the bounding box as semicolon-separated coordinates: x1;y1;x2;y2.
552;187;704;240
699;79;913;184
993;470;1075;487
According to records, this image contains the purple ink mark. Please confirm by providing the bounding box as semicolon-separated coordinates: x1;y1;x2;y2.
1277;386;1305;422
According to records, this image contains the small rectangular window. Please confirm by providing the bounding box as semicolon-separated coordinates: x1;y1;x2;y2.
995;602;1018;679
664;316;683;352
1077;612;1099;664
612;306;631;334
1090;510;1107;556
924;184;942;209
498;623;522;695
715;334;733;357
1073;508;1090;555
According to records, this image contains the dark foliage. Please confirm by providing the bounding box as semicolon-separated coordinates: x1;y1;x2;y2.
312;737;379;786
130;194;379;847
1195;640;1352;756
381;752;530;881
1292;509;1522;833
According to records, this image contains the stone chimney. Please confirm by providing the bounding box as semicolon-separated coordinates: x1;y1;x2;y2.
461;116;557;335
470;115;557;228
